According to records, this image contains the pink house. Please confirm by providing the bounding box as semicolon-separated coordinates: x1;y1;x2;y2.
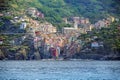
36;11;44;18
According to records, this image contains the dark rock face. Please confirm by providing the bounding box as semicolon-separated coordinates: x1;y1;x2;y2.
72;53;104;60
103;56;120;60
72;47;120;60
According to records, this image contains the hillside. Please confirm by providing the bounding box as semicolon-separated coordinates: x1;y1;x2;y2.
7;0;120;24
0;0;120;60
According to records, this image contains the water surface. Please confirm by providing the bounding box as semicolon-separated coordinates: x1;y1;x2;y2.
0;60;120;80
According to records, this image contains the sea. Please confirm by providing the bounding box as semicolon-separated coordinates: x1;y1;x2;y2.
0;60;120;80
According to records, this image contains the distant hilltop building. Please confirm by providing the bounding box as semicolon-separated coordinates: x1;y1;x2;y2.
94;16;115;29
73;17;80;24
62;18;68;24
27;7;44;18
62;17;93;35
72;17;90;24
62;27;78;34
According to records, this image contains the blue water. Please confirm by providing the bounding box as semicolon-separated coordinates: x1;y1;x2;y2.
0;60;120;80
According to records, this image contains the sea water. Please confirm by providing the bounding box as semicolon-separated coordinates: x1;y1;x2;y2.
0;60;120;80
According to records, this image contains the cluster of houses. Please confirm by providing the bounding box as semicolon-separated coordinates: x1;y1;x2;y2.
27;7;44;18
33;33;81;58
62;16;116;52
0;6;118;59
62;16;115;36
11;15;30;23
26;19;57;37
34;22;57;34
62;17;93;35
94;16;115;29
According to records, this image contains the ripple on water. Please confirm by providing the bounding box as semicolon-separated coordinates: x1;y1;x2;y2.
0;61;120;80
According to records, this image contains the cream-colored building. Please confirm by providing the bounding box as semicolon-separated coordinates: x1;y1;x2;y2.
27;7;37;17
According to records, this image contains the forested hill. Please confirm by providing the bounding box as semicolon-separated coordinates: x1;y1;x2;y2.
3;0;120;23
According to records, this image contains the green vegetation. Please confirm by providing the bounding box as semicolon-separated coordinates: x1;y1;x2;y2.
0;22;4;27
0;0;13;12
0;0;120;60
1;16;12;20
7;0;120;25
79;20;120;53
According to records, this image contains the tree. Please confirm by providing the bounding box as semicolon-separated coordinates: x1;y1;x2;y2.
0;0;14;12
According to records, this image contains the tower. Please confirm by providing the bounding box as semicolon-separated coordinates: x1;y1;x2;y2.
74;22;78;29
